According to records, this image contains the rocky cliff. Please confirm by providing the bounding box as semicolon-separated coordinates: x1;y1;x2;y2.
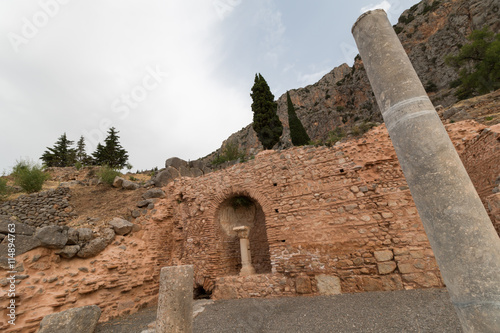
197;0;499;165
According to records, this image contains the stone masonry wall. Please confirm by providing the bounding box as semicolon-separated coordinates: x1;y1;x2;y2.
0;187;76;228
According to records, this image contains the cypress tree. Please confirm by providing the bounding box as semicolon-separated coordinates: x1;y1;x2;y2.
251;73;283;150
286;91;310;146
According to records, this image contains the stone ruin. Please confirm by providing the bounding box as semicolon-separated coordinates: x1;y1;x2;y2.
0;121;499;332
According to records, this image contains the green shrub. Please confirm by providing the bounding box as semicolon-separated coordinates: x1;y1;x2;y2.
485;116;493;121
11;160;49;193
98;165;121;185
75;161;83;170
211;141;245;166
0;178;10;200
325;127;346;146
425;81;438;93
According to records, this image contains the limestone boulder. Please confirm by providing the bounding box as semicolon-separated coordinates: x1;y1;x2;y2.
112;176;125;188
101;228;116;245
56;245;81;259
165;157;188;169
108;218;133;235
143;188;165;199
34;226;68;249
38;305;101;333
122;180;140;190
67;228;79;245
77;228;93;243
77;238;107;258
153;167;180;187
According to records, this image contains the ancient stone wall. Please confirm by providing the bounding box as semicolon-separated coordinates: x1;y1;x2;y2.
0;187;75;228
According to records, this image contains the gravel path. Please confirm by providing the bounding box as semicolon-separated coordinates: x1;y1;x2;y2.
95;288;462;333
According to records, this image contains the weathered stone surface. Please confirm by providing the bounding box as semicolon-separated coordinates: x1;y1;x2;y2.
56;245;81;259
137;199;153;208
38;305;101;333
315;275;341;295
295;275;312;294
378;261;397;275
101;228;116;245
67;228;79;245
142;188;165;199
0;219;35;236
113;176;125;188
157;265;193;333
0;234;41;256
109;218;133;235
374;250;394;262
35;226;68;249
165;157;188;169
77;238;108;258
77;228;93;243
122;180;140;190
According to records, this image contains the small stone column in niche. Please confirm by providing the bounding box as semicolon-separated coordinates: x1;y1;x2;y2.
233;226;255;276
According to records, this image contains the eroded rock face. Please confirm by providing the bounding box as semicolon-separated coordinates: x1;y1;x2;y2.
38;305;101;333
165;157;189;169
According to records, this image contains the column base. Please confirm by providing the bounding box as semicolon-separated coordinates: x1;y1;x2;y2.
239;265;256;276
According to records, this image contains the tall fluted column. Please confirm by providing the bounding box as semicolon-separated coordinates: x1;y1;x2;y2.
352;9;500;332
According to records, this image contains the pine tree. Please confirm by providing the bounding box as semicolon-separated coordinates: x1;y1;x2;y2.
446;27;500;100
75;136;91;165
250;73;283;149
40;133;76;167
286;91;310;146
92;127;129;168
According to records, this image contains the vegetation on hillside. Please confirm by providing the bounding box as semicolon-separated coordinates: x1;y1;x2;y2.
446;27;500;100
286;91;310;146
251;73;283;150
11;160;50;193
92;127;130;169
211;141;246;166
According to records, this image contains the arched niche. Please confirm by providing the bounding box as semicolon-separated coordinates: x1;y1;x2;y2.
215;195;272;276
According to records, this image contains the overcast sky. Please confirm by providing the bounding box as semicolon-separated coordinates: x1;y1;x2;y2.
0;0;419;173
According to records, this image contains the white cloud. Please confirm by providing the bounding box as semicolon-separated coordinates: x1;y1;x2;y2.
297;69;330;87
360;0;392;14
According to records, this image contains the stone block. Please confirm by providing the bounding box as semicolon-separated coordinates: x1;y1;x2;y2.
77;228;93;243
295;275;312;294
398;262;419;274
374;250;393;262
77;238;108;258
56;245;81;259
377;261;397;275
38;305;101;333
315;275;341;295
143;188;165;199
122;180;139;190
156;265;193;332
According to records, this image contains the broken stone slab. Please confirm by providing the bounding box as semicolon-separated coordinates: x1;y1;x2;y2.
374;250;394;262
108;217;133;235
35;226;68;249
76;238;107;258
38;305;101;333
56;245;81;259
142;188;165;199
295;275;312;294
